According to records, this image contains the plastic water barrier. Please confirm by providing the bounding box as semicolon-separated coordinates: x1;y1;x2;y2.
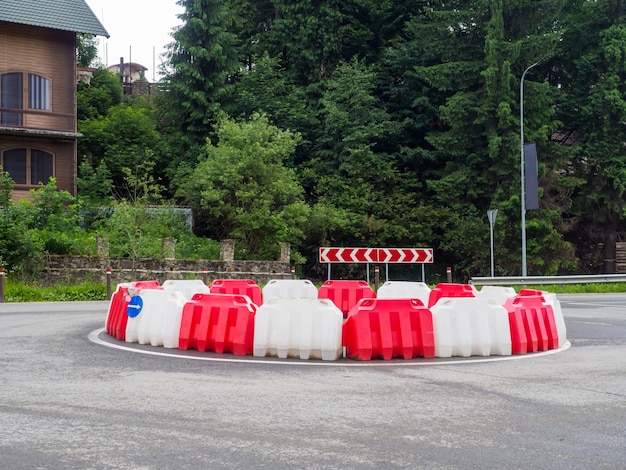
104;280;568;361
376;281;431;307
428;283;477;308
518;289;567;348
504;295;560;353
253;298;343;361
178;293;257;355
105;280;161;341
209;279;263;306
162;279;210;300
125;289;187;348
430;297;512;357
262;279;318;301
343;298;435;360
318;280;376;317
475;286;517;305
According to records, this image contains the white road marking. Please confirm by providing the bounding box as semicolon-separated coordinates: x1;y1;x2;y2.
89;328;571;368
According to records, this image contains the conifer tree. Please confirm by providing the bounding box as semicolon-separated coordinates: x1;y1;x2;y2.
162;0;241;148
555;0;626;273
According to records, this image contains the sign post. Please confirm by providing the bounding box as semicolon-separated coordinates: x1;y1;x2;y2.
374;266;380;291
487;209;498;277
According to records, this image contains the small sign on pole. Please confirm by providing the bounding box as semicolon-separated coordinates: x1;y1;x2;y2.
488;209;498;277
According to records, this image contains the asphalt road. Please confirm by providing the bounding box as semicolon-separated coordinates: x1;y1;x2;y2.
0;294;624;469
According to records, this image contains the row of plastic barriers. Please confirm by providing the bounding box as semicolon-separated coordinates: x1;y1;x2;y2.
104;279;567;361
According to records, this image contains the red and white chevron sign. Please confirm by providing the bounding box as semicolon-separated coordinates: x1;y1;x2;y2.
378;248;433;263
318;247;378;263
319;247;433;264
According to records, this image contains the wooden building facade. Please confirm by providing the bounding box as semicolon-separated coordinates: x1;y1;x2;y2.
0;0;108;200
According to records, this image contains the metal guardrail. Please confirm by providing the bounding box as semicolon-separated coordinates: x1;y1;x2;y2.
470;274;626;286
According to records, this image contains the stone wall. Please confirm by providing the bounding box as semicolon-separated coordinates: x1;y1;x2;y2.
41;256;293;286
41;239;294;285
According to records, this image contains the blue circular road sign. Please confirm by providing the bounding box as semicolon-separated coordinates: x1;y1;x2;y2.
127;296;143;318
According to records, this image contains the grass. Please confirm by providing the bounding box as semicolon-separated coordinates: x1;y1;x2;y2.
1;279;625;303
511;283;626;294
2;281;107;302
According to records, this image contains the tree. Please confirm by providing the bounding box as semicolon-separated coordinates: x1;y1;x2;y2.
395;0;573;275
161;0;241;148
554;0;626;273
76;33;99;67
77;67;122;121
228;54;317;144
77;160;114;207
303;58;408;248
177;113;310;259
251;0;345;86
78;102;168;197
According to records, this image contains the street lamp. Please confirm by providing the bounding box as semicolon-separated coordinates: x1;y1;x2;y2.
520;60;542;278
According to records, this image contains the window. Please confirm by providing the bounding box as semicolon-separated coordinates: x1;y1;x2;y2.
30;149;53;185
28;74;50;110
1;73;23;126
0;72;51;126
1;148;53;185
2;149;27;183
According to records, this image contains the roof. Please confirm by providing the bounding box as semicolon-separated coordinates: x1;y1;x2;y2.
109;63;149;72
0;0;109;37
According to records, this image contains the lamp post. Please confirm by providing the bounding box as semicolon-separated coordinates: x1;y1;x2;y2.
520;60;541;278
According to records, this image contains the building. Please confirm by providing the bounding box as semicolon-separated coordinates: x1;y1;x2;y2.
108;61;157;96
0;0;108;200
108;62;148;84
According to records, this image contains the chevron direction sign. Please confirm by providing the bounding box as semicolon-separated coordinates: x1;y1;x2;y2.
318;247;378;263
319;247;433;264
378;248;434;263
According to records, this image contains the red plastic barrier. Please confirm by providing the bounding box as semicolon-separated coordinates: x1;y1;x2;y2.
428;283;476;308
518;289;546;297
503;295;559;354
105;281;161;340
343;298;435;360
318;280;376;317
209;279;263;306
178;293;257;355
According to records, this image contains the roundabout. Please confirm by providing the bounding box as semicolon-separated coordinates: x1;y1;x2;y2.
0;294;624;469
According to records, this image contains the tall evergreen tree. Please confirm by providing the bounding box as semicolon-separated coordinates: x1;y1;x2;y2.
254;0;346;85
555;0;626;273
162;0;241;148
396;0;573;275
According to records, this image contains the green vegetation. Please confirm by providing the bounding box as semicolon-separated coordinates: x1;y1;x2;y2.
2;280;107;302
517;283;626;294
4;1;626;286
1;279;623;304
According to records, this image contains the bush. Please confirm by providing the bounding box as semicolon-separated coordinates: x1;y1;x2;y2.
0;204;44;277
175;233;221;260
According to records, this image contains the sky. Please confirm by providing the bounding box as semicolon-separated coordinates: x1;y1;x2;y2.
84;0;184;81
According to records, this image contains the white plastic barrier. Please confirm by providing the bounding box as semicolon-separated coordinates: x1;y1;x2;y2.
253;298;343;361
431;298;512;357
162;279;210;300
262;279;318;301
475;285;517;305
125;289;187;348
376;281;431;307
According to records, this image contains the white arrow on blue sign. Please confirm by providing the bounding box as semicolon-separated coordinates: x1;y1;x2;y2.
127;296;143;318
